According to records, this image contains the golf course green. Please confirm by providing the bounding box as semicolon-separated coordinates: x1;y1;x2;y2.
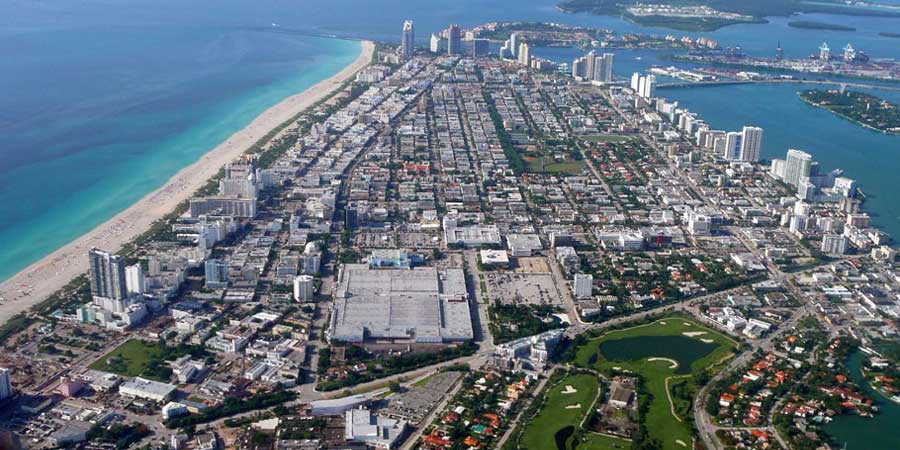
573;317;739;450
520;372;623;450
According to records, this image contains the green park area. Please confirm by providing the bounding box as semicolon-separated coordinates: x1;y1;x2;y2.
89;338;208;382
90;339;163;377
520;372;627;450
583;134;632;143
573;317;739;450
525;156;585;175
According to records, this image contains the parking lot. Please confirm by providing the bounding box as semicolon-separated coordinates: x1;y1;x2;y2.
484;272;563;306
514;256;550;274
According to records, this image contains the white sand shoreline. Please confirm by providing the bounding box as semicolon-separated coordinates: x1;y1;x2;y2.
0;40;374;324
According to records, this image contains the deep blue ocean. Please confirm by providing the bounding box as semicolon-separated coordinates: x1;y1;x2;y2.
1;0;899;285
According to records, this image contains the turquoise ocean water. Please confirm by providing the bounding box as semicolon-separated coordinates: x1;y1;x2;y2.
0;2;359;282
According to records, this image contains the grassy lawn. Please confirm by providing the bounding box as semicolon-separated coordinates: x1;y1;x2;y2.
526;158;585;175
520;373;600;450
583;134;632;143
579;432;631;450
574;317;738;450
89;339;163;378
412;372;436;387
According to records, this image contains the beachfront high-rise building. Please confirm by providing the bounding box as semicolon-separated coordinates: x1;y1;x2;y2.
572;58;585;79
447;24;461;55
572;52;614;83
584;51;596;80
0;368;12;400
125;264;146;295
634;74;656;99
724;131;743;160
599;53;614;82
784;149;814;188
517;42;531;66
821;234;848;255
643;75;656;98
88;248;127;301
401;20;415;57
739;126;763;162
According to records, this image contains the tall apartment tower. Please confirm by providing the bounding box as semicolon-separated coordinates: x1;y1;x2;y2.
784;149;813;188
88;248;127;301
204;259;229;289
447;24;461;55
573;274;593;300
724;131;743;160
517;42;531;66
739;126;763;162
572;58;586;78
641;74;656;98
0;367;12;400
584;51;597;80
401;20;415;56
600;53;615;82
509;33;519;58
294;275;315;302
125;264;146;295
430;33;443;53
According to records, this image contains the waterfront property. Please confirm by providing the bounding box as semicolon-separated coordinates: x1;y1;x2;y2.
799;89;900;134
575;317;739;450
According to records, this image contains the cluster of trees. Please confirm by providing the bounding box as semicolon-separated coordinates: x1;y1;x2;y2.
279;417;329;440
165;389;296;428
802;89;900;133
483;92;528;175
628;380;664;450
317;341;478;391
87;422;151;449
489;302;563;344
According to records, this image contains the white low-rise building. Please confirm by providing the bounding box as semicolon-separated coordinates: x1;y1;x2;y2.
119;377;177;402
345;408;407;449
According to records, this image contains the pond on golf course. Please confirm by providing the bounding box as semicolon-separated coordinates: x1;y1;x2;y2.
598;335;720;374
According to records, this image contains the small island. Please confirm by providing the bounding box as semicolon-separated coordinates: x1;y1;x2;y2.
472;21;720;50
800;89;900;134
788;20;856;31
557;0;900;31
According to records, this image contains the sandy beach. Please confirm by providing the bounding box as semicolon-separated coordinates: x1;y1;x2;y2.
0;40;374;325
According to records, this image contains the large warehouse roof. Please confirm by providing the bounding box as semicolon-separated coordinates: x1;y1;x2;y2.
330;264;473;343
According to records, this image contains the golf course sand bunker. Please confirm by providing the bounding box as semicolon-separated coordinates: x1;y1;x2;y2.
647;357;679;369
682;331;707;337
676;439;688;447
598;335;719;375
561;385;578;394
565;403;582;409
